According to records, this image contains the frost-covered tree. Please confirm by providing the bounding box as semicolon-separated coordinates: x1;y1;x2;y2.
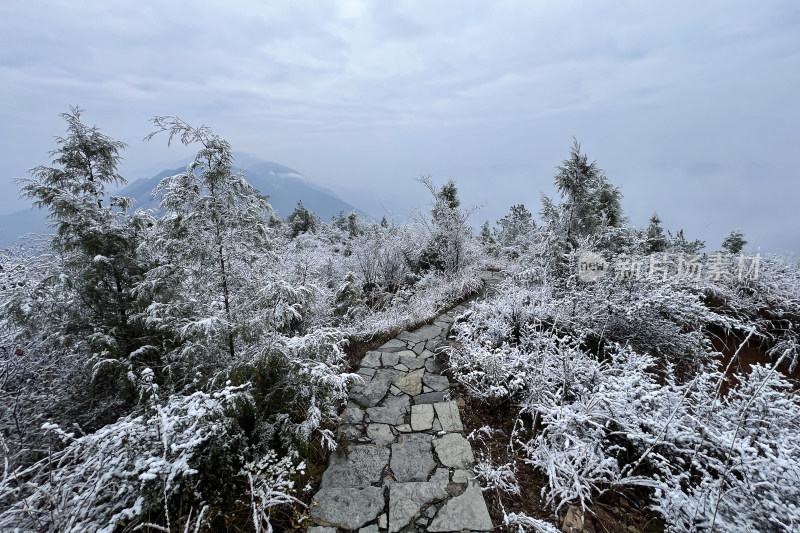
668;228;705;254
721;229;747;254
646;213;668;253
8;107;154;422
496;204;535;255
286;200;319;238
415;176;479;275
14;107;150;356
540;139;623;247
143;117;273;363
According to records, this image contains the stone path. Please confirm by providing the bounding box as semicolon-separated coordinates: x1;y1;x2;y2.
308;271;504;533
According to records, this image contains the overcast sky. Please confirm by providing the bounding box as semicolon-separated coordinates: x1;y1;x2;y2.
1;0;798;253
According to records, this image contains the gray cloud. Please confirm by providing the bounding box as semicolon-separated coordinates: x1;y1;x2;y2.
1;0;798;253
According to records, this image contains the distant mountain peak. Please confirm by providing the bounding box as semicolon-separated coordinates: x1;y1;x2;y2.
0;156;371;248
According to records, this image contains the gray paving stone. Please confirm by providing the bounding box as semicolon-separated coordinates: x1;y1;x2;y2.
393;368;424;396
423;373;450;392
379;339;407;351
366;394;409;425
393;363;409;371
339;425;364;441
367;423;395;445
310;486;384;530
391;435;436;482
308;526;337;533
428;480;493;531
433;433;474;469
375;368;407;381
433;401;463;432
452;469;471;484
424;357;443;372
413;391;449;405
358;367;376;377
399;355;426;370
412;341;426;355
388;470;449;533
342;402;364;424
359;524;379;533
349;379;391;408
361;350;382;368
321;445;390;489
410;404;434;431
381;352;399;366
395;349;417;359
398;324;444;344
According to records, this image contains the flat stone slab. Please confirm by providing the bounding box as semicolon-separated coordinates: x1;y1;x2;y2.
321;445;390;489
367;423;395;445
428;480;493;531
423;373;449;392
374;368;407;382
310;486;384;530
339;425;364;441
382;352;400;366
388;470;449;532
349;369;406;407
379;339;407;352
342;402;364;424
434;401;463;432
391;435;436;482
349;379;391;408
366;394;409;425
433;433;474;468
413;391;449;405
361;351;382;368
424;357;443;373
393;368;424;396
410;404;434;431
308;526;337;533
400;355;426;370
397;324;444;344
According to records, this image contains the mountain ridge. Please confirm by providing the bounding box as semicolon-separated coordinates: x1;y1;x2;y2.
0;156;371;248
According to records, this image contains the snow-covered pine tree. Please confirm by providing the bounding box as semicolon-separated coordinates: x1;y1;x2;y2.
721;229;747;254
496;203;535;256
541;139;624;246
646;213;668;253
416;176;478;275
12;106;153;408
142;117;273;365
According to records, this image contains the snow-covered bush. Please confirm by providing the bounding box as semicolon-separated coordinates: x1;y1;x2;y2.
448;267;800;532
0;384;292;532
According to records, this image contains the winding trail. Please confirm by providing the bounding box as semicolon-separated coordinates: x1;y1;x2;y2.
308;271;504;533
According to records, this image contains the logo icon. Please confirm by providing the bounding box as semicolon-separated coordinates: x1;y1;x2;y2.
578;251;608;282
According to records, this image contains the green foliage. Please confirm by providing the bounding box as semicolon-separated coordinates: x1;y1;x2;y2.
721;229;747;254
646;213;667;253
496;204;535;255
286;201;319;238
415;176;477;275
12;107;155;416
334;273;364;320
543;139;624;245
